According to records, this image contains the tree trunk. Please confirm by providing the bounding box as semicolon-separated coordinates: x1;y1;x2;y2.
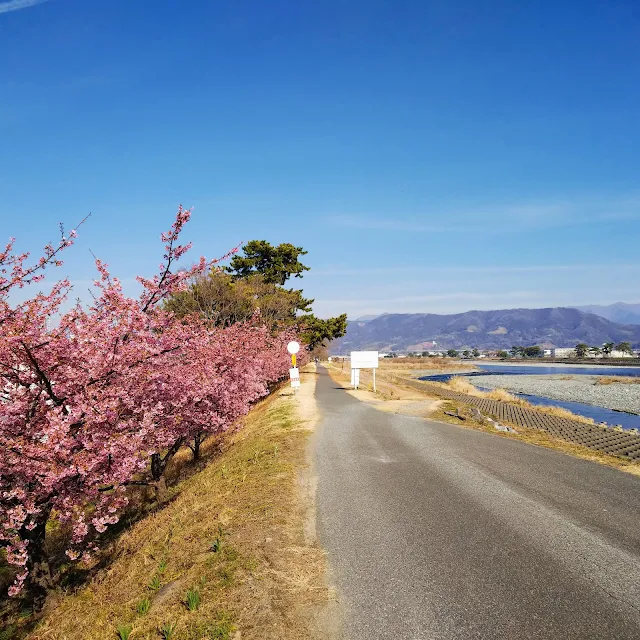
150;453;167;502
150;438;183;502
150;452;163;482
191;433;204;461
20;514;52;611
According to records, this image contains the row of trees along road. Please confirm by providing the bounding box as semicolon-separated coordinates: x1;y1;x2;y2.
574;342;633;358
0;211;346;606
444;349;480;358
500;343;634;359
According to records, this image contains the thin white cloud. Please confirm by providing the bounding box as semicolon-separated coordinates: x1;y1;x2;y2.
324;193;640;235
0;0;47;14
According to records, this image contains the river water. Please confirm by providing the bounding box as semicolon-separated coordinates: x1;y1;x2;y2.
420;364;640;430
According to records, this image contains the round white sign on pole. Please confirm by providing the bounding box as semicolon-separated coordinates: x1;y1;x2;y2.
287;341;300;355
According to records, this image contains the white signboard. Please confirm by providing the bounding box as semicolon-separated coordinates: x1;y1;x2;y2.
350;351;379;369
289;367;300;388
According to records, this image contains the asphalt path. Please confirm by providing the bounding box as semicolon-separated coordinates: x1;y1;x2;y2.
313;366;640;639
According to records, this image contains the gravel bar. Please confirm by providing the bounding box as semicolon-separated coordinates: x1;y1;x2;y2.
471;374;640;415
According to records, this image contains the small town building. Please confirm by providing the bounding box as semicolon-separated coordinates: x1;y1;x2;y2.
551;347;575;358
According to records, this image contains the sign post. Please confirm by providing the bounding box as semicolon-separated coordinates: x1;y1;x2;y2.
289;367;300;388
350;351;379;391
287;341;301;391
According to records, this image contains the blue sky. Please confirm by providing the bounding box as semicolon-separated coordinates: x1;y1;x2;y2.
1;0;639;319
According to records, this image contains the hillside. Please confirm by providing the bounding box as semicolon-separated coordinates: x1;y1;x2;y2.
577;302;640;325
331;307;640;353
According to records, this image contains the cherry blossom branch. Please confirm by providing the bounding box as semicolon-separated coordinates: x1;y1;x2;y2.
20;341;65;407
0;214;89;295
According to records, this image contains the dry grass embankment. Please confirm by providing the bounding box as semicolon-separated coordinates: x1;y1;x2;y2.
444;376;596;425
331;357;476;375
348;364;596;427
26;369;332;640
594;376;640;386
378;357;477;373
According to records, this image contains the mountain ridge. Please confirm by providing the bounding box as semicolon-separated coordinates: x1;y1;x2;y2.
331;307;640;353
576;302;640;325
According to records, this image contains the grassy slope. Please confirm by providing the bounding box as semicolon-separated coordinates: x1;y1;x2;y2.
29;371;329;640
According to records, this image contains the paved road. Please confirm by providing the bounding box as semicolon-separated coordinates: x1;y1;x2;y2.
313;366;640;639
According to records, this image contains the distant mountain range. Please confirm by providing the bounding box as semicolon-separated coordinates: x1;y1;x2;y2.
576;302;640;325
333;307;640;353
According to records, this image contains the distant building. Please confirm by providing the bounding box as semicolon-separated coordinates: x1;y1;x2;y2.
552;348;575;358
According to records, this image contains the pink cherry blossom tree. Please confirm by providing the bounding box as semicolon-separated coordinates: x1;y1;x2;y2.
1;207;300;604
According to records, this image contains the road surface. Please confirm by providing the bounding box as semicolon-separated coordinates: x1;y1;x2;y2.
313;366;640;639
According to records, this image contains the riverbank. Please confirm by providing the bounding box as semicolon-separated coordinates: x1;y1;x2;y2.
471;374;640;416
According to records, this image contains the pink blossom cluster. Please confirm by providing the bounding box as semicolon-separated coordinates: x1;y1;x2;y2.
0;207;301;597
